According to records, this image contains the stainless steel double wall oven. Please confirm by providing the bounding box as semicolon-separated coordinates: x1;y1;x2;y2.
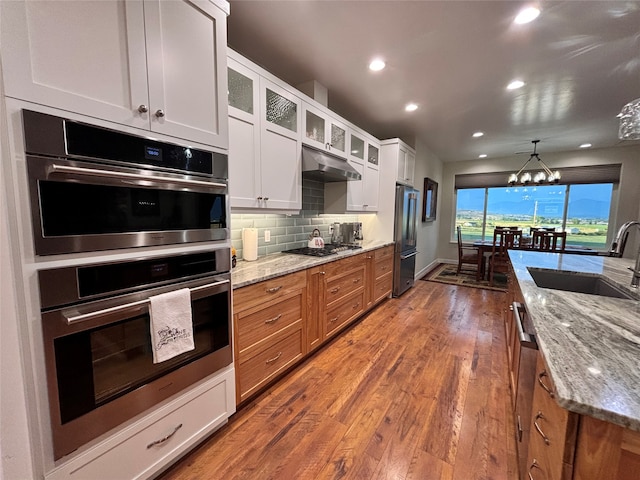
23;110;233;460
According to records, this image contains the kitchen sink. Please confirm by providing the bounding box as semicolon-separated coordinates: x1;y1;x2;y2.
527;268;635;300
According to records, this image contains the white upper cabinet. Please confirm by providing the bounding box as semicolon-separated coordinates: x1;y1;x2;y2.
227;52;302;211
325;129;380;213
397;144;416;186
381;138;416;187
302;102;348;158
0;0;229;149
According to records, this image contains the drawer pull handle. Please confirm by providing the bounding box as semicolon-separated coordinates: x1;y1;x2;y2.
147;423;182;449
265;352;282;364
352;302;360;310
528;459;540;480
329;316;339;323
266;286;282;293
330;287;341;294
353;278;361;284
264;314;282;324
538;370;555;398
534;411;550;445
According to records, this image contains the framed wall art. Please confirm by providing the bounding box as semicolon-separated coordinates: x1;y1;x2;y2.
422;177;438;222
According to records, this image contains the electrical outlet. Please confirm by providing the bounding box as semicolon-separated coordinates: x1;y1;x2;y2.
264;230;271;242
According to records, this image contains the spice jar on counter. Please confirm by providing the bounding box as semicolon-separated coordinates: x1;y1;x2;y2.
231;246;237;268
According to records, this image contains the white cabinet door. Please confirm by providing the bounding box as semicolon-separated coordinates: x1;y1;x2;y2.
228;58;261;208
1;0;149;129
260;78;302;210
364;141;380;210
302;102;348;158
145;0;228;148
346;161;366;210
397;144;415;186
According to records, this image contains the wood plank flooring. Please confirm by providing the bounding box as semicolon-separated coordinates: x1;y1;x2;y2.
160;280;518;480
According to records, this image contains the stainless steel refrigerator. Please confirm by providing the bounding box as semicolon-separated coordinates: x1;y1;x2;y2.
393;184;419;296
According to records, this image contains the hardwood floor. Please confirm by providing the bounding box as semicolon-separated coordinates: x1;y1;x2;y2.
160;280;518;480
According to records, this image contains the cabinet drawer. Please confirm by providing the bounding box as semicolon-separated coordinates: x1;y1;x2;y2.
325;290;365;336
374;245;394;260
233;270;306;313
325;268;365;306
237;328;303;401
373;273;392;304
374;257;393;279
323;254;364;279
236;292;303;353
46;369;235;480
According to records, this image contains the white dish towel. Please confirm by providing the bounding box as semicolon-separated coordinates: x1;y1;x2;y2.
149;288;195;364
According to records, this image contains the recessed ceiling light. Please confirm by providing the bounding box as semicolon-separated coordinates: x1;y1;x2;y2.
478;154;488;158
579;143;592;148
369;58;386;71
405;103;418;112
472;132;484;138
514;6;540;25
507;80;525;90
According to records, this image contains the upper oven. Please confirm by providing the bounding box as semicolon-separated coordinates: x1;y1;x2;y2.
23;110;229;256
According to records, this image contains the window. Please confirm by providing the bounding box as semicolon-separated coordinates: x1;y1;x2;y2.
455;183;614;250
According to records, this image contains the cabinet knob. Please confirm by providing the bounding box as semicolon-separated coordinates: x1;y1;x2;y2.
155;109;165;118
263;197;269;201
257;196;263;200
137;104;149;113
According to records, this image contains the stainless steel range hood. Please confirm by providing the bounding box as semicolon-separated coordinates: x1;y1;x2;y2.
302;145;361;182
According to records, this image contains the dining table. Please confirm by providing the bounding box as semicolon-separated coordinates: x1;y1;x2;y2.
471;238;599;281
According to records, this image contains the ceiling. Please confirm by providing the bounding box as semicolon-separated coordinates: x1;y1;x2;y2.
226;1;640;162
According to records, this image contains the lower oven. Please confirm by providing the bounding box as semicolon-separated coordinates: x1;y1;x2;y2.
38;248;232;460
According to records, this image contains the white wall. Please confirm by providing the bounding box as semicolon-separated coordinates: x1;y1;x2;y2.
437;145;640;261
414;139;443;278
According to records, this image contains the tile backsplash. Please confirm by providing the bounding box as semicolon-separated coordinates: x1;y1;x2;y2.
231;178;359;260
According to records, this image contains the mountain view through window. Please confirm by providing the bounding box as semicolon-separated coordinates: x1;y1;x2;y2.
456;183;613;249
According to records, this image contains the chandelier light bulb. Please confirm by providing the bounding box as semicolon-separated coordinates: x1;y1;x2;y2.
520;172;532;184
508;173;518;185
533;171;547;184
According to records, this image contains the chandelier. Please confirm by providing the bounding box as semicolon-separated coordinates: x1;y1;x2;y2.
618;97;640;140
508;140;561;186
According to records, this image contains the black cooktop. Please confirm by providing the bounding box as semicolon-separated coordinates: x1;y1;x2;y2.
282;244;362;257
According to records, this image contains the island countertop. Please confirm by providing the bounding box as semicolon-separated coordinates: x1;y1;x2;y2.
231;240;395;289
508;250;640;431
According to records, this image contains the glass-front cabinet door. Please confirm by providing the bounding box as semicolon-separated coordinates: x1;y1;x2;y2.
302;102;348;158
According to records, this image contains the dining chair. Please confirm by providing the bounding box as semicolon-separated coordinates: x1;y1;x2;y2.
550;231;567;251
456;226;482;278
531;230;551;250
532;230;566;251
489;229;522;285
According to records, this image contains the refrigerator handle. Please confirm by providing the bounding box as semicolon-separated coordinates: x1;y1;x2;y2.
407;193;418;245
400;251;418;260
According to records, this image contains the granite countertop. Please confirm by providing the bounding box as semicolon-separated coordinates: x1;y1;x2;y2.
231;240;395;289
508;250;640;431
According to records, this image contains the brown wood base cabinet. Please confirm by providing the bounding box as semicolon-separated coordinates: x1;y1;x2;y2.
233;246;393;405
233;270;306;404
522;352;640;480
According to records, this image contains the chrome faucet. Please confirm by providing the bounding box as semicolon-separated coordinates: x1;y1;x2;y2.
609;221;640;288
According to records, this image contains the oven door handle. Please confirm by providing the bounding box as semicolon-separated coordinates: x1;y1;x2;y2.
64;279;230;325
50;163;227;189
